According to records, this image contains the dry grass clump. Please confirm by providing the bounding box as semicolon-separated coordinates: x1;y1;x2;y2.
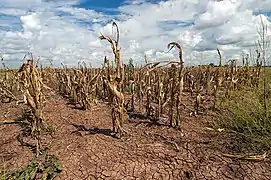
210;67;271;151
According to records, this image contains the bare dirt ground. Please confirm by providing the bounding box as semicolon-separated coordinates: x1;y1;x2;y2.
0;93;270;180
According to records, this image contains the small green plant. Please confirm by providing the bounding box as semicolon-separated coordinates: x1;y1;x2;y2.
4;154;62;180
0;166;7;180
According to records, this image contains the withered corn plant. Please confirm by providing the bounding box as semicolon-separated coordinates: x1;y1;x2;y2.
56;63;101;110
0;57;19;103
167;42;184;128
17;58;46;157
74;63;101;110
213;49;223;108
144;62;155;119
99;22;126;137
123;59;135;111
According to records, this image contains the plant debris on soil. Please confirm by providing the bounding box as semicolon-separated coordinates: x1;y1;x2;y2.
1;93;270;180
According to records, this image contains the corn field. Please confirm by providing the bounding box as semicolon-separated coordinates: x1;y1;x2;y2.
0;22;270;179
0;46;265;136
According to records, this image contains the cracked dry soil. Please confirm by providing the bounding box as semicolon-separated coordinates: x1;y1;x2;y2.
0;95;270;180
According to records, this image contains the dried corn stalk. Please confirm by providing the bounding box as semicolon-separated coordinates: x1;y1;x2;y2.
99;22;126;137
17;58;46;157
167;42;184;128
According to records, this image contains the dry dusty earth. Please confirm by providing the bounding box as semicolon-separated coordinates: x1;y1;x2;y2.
0;93;270;180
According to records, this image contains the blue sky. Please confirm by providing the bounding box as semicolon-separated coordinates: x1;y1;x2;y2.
76;0;124;10
74;0;168;15
0;0;271;67
75;0;125;15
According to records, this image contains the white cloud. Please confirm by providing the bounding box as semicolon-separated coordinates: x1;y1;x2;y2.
0;0;271;68
20;13;42;30
0;8;26;16
194;0;242;29
0;0;42;8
